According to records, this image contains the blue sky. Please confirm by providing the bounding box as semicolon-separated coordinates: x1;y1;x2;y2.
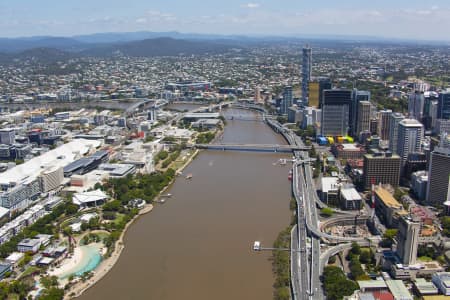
0;0;449;40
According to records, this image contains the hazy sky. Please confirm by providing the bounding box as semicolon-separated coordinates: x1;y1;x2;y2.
1;0;449;40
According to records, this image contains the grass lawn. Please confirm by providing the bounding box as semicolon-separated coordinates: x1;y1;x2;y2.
18;266;40;279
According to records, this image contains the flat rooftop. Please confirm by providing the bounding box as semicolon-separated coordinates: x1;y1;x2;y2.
341;188;362;201
385;280;412;300
375;188;404;210
0;139;101;186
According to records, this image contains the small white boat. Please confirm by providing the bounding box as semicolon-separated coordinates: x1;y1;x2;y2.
186;173;193;179
253;241;261;251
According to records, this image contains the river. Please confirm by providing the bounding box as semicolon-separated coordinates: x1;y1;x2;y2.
78;108;292;300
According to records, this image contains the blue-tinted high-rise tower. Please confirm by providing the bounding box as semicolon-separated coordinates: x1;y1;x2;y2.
281;86;293;115
438;92;450;120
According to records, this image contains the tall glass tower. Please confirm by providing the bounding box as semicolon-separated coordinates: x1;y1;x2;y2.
302;45;312;103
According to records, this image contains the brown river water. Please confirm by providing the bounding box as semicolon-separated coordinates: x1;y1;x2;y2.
78;107;292;300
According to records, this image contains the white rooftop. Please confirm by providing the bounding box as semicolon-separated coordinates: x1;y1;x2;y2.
0;139;101;186
341;188;362;201
342;144;359;150
358;279;387;289
73;189;108;205
5;252;24;263
321;177;339;193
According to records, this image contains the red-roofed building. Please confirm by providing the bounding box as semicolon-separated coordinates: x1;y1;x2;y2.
372;291;394;300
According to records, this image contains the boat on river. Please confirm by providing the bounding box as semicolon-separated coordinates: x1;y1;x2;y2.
186;173;193;180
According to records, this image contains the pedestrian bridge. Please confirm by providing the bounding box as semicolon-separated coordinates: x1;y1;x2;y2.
193;143;311;153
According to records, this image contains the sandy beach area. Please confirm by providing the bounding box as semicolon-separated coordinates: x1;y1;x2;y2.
64;205;153;299
49;246;84;279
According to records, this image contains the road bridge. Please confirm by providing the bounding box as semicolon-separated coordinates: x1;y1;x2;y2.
193;143;310;153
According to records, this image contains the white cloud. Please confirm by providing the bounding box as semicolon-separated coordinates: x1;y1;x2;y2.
241;3;260;9
136;18;147;24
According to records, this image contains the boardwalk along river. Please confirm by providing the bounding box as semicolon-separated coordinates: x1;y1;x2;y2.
78;108;292;300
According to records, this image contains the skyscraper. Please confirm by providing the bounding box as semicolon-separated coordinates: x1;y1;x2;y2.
438;92;450;120
378;109;392;140
426;145;450;205
308;77;332;108
396;217;420;265
356;101;371;134
408;92;425;120
397;119;424;167
302;46;312;103
389;113;405;155
430;101;439;130
351;90;371;136
321;89;352;136
281;86;293;115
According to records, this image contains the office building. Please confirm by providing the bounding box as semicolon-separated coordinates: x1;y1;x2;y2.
404;152;427;178
370;118;378;135
363;152;401;189
378;109;392;140
302;46;312;103
426;146;450;204
389;113;405;155
287;107;302;124
356;101;371;135
408;92;425;120
429;100;439;129
321;89;352;136
411;171;428;201
281;86;293;115
0;178;41;210
397;217;420;265
340;187;362;210
438;92;450;120
435;119;450;136
352;90;371;136
397;119;424;167
0;129;15;145
39;166;64;193
301;107;321;129
374;187;408;227
309;77;332;108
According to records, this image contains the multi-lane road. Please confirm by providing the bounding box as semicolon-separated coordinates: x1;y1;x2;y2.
264;117;372;300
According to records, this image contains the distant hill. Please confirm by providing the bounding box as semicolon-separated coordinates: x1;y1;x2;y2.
72;31;248;44
81;37;235;57
0;37;238;63
0;48;77;64
0;37;87;53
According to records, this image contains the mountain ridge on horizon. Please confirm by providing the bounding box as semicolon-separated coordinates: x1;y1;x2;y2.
0;31;448;64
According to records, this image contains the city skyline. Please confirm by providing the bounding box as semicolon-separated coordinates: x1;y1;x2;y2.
0;1;449;41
